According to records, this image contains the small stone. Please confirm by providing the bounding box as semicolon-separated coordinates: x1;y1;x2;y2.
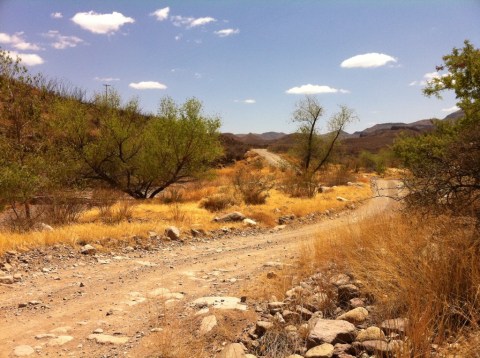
13;345;35;356
50;326;71;334
2;263;12;271
308;319;356;346
87;334;129;345
200;315;217;334
353;340;389;354
337;307;369;324
336;196;349;202
255;321;273;337
349;297;365;308
35;333;56;339
0;275;14;284
165;226;181;240
47;335;74;346
356;326;386;342
243;218;257;226
217;343;246;358
93;328;104;334
381;318;408;335
214;211;246;223
266;271;277;279
148;231;158;239
282;310;301;323
305;343;335;358
80;244;96;255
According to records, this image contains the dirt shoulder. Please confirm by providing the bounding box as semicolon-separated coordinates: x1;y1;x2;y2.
0;179;399;357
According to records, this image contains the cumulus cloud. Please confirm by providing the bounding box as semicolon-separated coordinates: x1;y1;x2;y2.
340;53;397;68
129;81;167;90
71;11;135;34
171;15;216;28
6;51;44;66
151;7;170;21
94;76;120;82
43;30;84;49
51;12;63;19
441;105;460;113
409;71;447;86
286;84;349;95
214;28;239;37
0;32;41;51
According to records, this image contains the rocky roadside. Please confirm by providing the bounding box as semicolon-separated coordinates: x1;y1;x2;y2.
0;203;354;289
212;269;446;358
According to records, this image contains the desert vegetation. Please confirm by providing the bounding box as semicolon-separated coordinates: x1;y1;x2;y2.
1;38;479;358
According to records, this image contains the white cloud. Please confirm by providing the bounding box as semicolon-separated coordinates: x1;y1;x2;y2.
286;84;349;95
43;30;84;49
151;7;170;21
171;15;216;28
174;34;182;41
190;17;216;27
235;99;256;104
51;12;63;19
129;81;167;90
0;32;41;51
441;105;460;112
94;77;120;82
340;53;397;68
71;11;135;34
214;28;239;37
409;71;447;86
6;51;44;66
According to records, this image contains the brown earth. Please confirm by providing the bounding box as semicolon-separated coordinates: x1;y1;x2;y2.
0;179;399;358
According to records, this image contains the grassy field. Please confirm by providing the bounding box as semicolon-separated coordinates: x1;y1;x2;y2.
0;157;373;255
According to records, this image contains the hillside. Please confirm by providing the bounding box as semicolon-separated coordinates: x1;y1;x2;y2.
223;110;464;155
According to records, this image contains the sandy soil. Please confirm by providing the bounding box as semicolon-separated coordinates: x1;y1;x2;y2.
0;179;399;358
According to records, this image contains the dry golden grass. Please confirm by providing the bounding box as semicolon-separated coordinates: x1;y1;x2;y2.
298;212;480;357
0;160;372;256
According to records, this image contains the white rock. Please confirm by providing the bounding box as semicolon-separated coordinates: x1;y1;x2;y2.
87;334;129;345
47;335;74;346
243;218;257;226
80;244;96;255
200;315;217;334
13;345;35;356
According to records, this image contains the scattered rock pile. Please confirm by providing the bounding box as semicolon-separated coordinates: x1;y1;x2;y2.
221;272;409;358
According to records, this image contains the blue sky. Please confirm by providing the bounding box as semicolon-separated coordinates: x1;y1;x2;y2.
1;1;479;134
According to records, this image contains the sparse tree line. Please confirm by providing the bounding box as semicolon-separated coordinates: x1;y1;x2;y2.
0;49;222;225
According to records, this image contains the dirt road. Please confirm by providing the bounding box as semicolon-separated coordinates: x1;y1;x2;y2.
250;149;288;168
0;180;399;357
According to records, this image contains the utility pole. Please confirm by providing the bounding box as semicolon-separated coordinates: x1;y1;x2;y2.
103;84;111;101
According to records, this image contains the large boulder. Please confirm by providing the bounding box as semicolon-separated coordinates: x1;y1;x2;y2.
308;319;356;347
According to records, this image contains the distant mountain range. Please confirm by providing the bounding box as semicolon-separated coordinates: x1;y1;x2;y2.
220;110;464;159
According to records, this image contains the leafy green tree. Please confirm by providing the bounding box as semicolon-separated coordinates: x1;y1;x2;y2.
395;40;480;220
0;49;55;221
289;96;357;196
54;94;223;199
